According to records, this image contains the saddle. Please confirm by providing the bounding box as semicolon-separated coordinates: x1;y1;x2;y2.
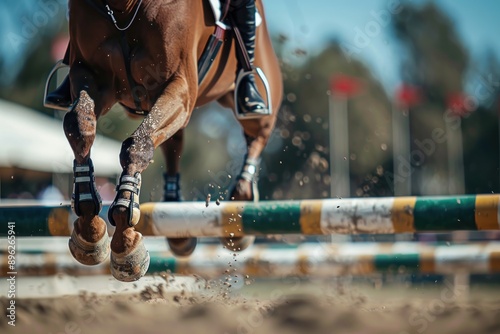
194;0;273;119
43;0;271;118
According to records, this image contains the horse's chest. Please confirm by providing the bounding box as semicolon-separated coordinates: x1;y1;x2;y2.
95;39;169;109
129;52;169;92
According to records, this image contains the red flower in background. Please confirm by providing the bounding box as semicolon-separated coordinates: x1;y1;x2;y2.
395;84;422;108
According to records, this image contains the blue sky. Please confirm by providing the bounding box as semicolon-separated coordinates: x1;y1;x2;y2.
262;0;500;93
1;0;499;94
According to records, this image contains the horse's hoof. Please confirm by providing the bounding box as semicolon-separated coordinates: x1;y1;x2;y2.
69;227;110;265
167;237;197;257
220;236;255;252
110;238;150;282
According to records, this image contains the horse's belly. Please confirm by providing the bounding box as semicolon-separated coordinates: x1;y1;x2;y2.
196;56;238;107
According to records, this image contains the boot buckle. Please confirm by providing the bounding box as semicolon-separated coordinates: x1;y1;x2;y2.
43;60;72;111
234;67;272;120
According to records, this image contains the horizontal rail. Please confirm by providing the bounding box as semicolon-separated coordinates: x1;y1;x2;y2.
1;195;499;237
2;242;500;277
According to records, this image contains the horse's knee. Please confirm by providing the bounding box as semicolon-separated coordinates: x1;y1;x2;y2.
63;90;97;161
120;136;155;172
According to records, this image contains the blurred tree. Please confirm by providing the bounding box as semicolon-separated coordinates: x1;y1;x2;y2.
391;2;499;194
392;3;469;103
461;51;500;194
462;105;499;194
468;50;500;111
391;3;470;195
258;41;393;200
0;32;56;114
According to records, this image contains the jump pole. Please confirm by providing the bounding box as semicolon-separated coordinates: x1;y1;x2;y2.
1;194;499;237
2;242;500;278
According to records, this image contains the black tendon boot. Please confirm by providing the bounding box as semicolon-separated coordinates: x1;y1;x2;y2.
163;173;197;256
232;0;269;118
163;173;183;202
45;45;72;110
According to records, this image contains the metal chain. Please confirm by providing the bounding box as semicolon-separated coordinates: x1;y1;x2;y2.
105;0;143;31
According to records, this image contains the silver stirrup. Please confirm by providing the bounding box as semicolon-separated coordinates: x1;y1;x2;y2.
234;67;272;120
43;59;71;111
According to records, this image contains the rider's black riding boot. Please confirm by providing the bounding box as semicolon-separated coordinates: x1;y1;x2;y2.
46;45;72;109
232;0;268;117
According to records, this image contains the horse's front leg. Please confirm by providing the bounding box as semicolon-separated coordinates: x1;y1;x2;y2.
160;129;184;202
158;130;198;257
63;68;112;266
108;76;193;282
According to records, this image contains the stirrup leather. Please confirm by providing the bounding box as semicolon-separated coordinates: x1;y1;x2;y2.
71;159;102;217
44;59;72;111
109;173;142;227
234;67;272;119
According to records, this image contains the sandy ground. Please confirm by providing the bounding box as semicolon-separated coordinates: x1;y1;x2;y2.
1;275;500;334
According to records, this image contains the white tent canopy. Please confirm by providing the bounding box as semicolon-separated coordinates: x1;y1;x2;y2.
0;99;122;176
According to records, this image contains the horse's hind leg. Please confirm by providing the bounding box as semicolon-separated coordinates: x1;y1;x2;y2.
217;95;277;203
231;131;267;201
222;130;270;251
63;70;110;265
161;129;184;201
159;131;198;257
220;111;276;251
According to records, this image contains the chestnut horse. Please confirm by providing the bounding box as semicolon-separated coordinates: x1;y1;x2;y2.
64;0;282;282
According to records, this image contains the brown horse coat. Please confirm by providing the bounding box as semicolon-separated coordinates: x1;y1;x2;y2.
64;0;282;281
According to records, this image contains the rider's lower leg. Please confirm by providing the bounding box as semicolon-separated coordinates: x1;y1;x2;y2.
232;0;268;117
45;44;72;109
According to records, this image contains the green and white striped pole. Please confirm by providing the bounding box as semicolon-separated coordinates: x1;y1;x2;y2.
1;195;499;237
2;242;500;278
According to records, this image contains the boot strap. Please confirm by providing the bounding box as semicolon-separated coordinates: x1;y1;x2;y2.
71;159;102;217
239;156;261;183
